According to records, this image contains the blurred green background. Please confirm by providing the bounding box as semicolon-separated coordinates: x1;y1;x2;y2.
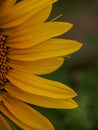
43;0;98;130
8;0;98;130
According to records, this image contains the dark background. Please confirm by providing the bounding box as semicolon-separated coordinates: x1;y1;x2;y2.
43;1;98;130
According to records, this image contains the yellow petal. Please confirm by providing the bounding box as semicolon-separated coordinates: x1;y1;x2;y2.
5;83;78;109
0;93;54;130
6;69;77;99
0;105;32;130
0;114;11;130
8;38;82;61
8;57;64;75
7;22;73;49
0;0;57;28
2;4;52;34
15;5;52;29
0;0;16;17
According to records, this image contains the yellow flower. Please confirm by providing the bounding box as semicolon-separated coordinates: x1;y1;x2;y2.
0;0;82;130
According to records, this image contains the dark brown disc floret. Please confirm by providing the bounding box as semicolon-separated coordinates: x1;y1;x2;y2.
0;34;10;89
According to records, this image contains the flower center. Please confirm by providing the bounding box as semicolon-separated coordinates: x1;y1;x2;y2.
0;34;10;89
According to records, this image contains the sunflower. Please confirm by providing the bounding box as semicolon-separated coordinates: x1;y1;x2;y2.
0;0;82;130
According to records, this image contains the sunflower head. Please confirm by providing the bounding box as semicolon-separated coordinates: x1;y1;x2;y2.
0;0;82;130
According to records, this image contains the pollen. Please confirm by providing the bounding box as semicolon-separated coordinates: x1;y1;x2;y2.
0;34;10;88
